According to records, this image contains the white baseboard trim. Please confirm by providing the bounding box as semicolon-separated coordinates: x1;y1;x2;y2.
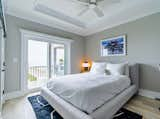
4;88;41;101
4;91;25;101
139;89;160;99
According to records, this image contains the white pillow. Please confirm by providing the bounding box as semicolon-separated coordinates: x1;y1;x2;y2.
90;62;106;74
106;63;128;76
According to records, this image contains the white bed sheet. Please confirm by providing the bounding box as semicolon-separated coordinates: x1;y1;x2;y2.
47;73;130;113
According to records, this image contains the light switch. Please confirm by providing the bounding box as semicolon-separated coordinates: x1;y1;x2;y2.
13;57;18;63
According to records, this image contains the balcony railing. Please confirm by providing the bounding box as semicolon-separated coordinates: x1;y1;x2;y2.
28;65;64;82
28;66;48;81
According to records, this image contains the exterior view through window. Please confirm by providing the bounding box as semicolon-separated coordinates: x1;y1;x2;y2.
28;40;65;89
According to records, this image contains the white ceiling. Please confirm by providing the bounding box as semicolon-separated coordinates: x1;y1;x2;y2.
5;0;160;36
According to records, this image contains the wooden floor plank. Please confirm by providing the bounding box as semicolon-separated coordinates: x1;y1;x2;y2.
125;96;160;119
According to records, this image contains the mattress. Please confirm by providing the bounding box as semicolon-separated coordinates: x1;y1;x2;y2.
46;73;131;113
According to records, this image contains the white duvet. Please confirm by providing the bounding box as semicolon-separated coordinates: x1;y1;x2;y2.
47;73;130;113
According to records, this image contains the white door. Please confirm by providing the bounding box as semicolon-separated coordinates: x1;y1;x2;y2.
50;43;65;78
28;40;49;89
27;40;65;89
0;29;5;111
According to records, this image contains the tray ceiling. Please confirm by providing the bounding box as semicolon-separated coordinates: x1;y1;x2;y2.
5;0;160;36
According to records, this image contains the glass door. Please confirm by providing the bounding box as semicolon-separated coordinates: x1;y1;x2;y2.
28;40;49;89
50;43;65;78
28;40;65;89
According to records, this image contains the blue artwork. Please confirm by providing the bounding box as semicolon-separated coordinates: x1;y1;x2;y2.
101;35;126;56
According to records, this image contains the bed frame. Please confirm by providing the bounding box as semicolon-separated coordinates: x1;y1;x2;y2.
41;64;139;119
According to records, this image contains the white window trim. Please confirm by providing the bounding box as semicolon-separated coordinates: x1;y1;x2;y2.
20;29;73;92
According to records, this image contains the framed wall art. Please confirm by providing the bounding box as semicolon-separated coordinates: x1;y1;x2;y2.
100;35;126;56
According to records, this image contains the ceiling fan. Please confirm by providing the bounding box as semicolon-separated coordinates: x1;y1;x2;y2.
76;0;104;17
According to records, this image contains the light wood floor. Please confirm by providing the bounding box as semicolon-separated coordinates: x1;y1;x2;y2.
124;96;160;119
2;94;160;119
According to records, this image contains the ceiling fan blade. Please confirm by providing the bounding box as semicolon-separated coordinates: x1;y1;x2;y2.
78;7;90;16
93;6;104;17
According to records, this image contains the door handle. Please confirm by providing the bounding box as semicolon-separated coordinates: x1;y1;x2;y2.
1;69;5;72
3;62;6;66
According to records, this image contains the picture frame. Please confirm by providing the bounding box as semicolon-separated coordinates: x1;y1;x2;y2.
100;35;127;56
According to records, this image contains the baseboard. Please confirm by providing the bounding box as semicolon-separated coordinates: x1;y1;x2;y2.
4;91;25;101
139;89;160;99
4;88;41;101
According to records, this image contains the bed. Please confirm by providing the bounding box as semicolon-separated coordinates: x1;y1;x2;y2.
41;63;139;119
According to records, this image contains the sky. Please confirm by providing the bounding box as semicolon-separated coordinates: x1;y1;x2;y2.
28;40;64;67
28;40;48;67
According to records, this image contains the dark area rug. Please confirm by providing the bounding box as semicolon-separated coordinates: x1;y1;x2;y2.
28;95;142;119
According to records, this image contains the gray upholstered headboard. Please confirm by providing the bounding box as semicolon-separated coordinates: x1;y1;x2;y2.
129;63;139;91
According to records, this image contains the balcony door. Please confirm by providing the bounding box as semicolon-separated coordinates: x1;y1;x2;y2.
28;40;65;89
21;30;72;91
50;44;65;78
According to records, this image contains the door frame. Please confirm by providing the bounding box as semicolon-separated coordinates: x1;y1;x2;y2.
0;29;5;113
20;29;73;92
